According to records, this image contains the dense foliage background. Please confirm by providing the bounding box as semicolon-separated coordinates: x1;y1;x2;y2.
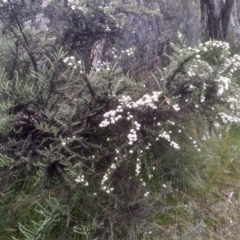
1;0;240;239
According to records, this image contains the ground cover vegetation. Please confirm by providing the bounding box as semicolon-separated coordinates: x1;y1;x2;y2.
1;0;240;239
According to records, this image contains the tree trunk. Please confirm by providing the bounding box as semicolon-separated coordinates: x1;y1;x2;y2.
222;0;235;39
205;0;224;40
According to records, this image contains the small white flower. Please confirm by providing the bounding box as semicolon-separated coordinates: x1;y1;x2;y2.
75;177;81;183
144;191;149;197
172;104;180;111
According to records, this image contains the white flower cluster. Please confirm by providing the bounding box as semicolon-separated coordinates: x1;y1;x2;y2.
215;76;231;96
67;1;127;32
144;191;150;197
201;133;210;141
111;46;135;59
61;136;76;147
187;58;213;79
175;38;233;82
145;142;152;150
231;54;240;66
111;47;118;59
177;40;229;60
105;25;111;32
99;92;161;128
101;6;124;28
68;0;89;13
187;68;196;77
175;35;240;129
140;178;146;187
170;141;180;149
218;54;240;80
95;61;111;72
191;139;201;152
167;120;175;125
126;121;141;145
63;56;84;73
100;158;120;194
75;175;89;186
219;112;240;124
118;92;162;110
99;108;123;127
203;40;230;51
227;97;240;112
158;131;170;141
172;104;180;111
127;129;137;145
119;95;132;105
200;83;207;103
63;56;76;66
119;47;135;57
133;121;141;130
135;158;141;176
158;131;180;150
200;95;205;103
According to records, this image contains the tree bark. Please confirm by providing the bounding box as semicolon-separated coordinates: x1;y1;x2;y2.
205;0;224;40
222;0;235;39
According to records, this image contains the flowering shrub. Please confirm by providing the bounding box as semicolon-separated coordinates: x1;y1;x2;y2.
3;33;240;238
